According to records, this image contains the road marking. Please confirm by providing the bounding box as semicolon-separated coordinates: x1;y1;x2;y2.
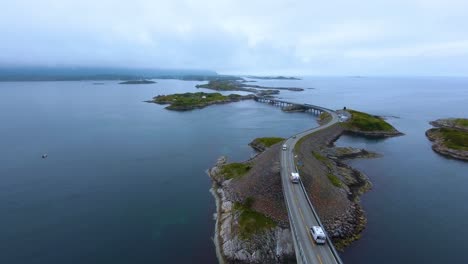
291;184;316;247
317;254;323;264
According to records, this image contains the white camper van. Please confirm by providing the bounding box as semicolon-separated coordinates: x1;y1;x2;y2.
310;226;326;244
282;144;287;151
290;172;300;183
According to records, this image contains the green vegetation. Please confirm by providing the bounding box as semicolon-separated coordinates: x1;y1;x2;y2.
345;110;395;132
234;197;276;239
327;173;342;187
220;162;252;180
153;92;248;110
455;118;468;128
312;151;327;162
196;80;239;91
437;128;468;151
253;137;284;147
319;112;331;122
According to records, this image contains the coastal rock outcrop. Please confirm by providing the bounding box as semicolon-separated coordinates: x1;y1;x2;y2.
426;118;468;161
209;155;295;264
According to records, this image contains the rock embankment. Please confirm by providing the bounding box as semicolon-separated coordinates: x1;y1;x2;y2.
295;123;374;249
208;146;295;263
208;110;401;260
426;118;468;161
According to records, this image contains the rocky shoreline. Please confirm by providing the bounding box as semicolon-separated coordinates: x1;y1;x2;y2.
342;128;403;138
208;156;295;264
426;118;468;161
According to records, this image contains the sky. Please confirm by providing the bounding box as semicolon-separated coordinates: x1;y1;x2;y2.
1;0;468;76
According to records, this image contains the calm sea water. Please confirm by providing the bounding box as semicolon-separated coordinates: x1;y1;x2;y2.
0;77;467;263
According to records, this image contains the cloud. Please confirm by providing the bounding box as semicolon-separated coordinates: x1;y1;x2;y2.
1;0;468;75
346;40;468;58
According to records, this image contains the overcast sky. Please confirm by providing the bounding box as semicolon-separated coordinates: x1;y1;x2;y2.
1;0;468;75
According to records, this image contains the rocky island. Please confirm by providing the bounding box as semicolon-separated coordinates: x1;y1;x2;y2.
208;109;400;263
147;92;254;111
119;79;156;84
426;118;468;161
341;109;403;137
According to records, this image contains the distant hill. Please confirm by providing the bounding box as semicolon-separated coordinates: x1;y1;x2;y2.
0;66;232;81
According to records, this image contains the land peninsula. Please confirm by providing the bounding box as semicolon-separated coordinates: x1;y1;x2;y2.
196;80;306;95
245;76;301;80
119;80;156;84
340;109;403;137
426;118;468;161
208;109;402;263
147;92;254;111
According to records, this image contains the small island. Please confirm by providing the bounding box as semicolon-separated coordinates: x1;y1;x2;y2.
426;118;468;161
119;80;156;84
147;92;254;111
341;109;403;137
245;76;301;80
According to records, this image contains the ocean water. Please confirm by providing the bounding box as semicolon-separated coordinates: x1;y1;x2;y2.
0;77;467;263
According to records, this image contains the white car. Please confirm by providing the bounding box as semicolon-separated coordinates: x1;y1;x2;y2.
310;226;326;244
282;144;287;151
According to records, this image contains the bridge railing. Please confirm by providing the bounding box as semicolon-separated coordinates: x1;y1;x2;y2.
281;174;307;264
298;180;343;264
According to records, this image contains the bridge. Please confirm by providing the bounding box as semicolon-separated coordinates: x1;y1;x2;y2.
256;97;343;264
254;97;331;115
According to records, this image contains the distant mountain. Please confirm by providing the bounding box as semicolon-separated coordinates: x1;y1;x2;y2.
0;66;225;81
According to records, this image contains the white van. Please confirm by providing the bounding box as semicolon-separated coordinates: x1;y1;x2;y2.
310;226;326;244
290;172;300;183
282;144;287;151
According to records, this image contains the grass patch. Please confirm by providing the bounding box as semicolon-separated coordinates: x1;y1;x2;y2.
312;151;327;162
327;173;342;187
319;112;331;122
220;162;252;180
455;118;468;128
252;137;284;147
234;198;276;239
345;110;395;132
438;128;468;151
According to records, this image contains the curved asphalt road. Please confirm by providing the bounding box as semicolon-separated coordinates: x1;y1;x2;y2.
280;104;342;264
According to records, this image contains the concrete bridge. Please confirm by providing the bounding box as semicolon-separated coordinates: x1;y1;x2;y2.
255;96;331;115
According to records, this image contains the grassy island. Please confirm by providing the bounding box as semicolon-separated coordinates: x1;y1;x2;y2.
345;110;394;131
432;128;468;151
342;109;402;137
149;92;254;111
426;118;468;161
